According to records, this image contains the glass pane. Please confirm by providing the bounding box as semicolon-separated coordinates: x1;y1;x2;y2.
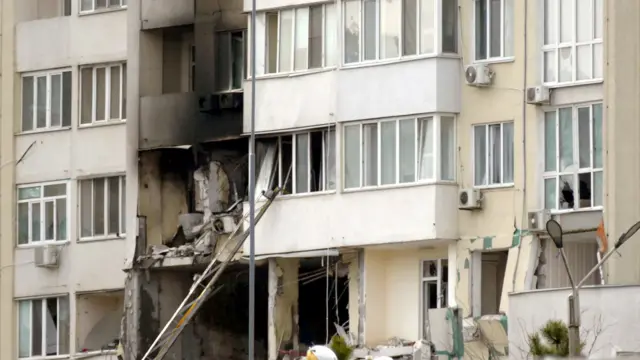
279;10;294;72
295;134;309;193
108;177;120;234
231;32;244;89
559;108;574;172
22;77;34;131
81;68;93;124
81;0;93;11
474;0;487;60
593;171;603;207
578;173;592;208
110;66;121;119
441;0;457;53
422;260;437;277
96;68;106;121
96;0;107;9
402;0;417;56
489;124;501;184
122;64;127;119
427;282;438;308
544;50;556;83
294;8;309;71
440;116;455;181
344;0;361;63
19;186;41;200
474;126;487;186
363;0;377;60
45;201;54;240
325;4;338;67
363;123;379;186
559;174;575;209
45;298;58;356
344;125;361;188
381;0;401;59
418;117;434;180
50;74;61;127
593;43;603;79
489;0;501;57
281;137;294;194
544;111;557;172
36;76;46;128
420;0;435;54
56;198;66;241
503;0;514;56
576;0;592;43
325;131;336;190
108;0;121;6
94;178;105;235
44;184;66;196
266;13;279;73
58;297;69;355
381;121;397;185
578;107;591;168
399;119;416;183
576;44;591;81
62;72;72;127
121;177;126;233
18;203;29;245
502;122;514;183
216;33;230;91
32;300;42;356
32;202;41;242
80;180;92;237
544;0;556;45
559;0;572;43
19;301;30;357
593;104;603;168
559;47;572;83
309;6;323;69
594;0;603;39
544;178;557;209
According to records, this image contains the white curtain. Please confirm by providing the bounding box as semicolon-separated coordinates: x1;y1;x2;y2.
418;117;434;180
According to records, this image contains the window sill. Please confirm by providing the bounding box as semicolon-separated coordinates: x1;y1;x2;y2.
19;355;69;360
252;66;337;81
16;240;70;249
472;56;515;65
78;235;126;243
342;53;460;71
16;126;72;136
74;350;117;358
473;183;515;190
543;79;603;89
343;180;457;195
78;6;127;17
78;119;126;130
549;207;603;216
273;190;337;200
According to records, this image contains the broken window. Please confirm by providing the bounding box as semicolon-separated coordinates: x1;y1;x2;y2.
18;296;70;358
421;259;448;339
256;129;336;195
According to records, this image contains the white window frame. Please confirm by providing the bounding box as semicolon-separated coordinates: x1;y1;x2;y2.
215;30;246;93
79;62;127;126
79;176;126;241
80;0;127;14
419;258;448;340
343;114;456;190
18;296;69;359
17;181;70;246
20;69;72;133
472;0;514;62
263;3;336;75
541;0;603;86
472;121;515;188
542;103;603;212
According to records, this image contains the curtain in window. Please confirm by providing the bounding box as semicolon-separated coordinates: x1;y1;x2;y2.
363;123;378;186
344;126;361;188
380;121;397;185
502;122;514;183
489;124;501;183
474;126;487;185
19;301;30;357
324;131;336;190
559;108;573;172
418;117;434;180
440;116;455;181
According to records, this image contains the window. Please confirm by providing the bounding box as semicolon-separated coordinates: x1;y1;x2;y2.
264;3;337;74
80;63;127;125
543;103;603;211
542;0;603;84
474;0;514;61
17;183;68;245
216;31;246;92
344;115;455;189
79;176;126;239
18;296;70;358
80;0;127;12
343;0;457;64
256;129;336;195
421;259;447;339
21;70;72;132
473;122;514;186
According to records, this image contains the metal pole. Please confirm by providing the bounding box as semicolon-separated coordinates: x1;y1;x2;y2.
248;0;257;357
558;249;580;356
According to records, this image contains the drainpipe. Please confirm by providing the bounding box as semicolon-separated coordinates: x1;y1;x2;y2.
512;0;528;292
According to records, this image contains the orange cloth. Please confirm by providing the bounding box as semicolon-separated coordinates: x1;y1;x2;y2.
596;219;608;253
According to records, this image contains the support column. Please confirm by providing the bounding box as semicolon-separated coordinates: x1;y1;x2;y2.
268;258;300;360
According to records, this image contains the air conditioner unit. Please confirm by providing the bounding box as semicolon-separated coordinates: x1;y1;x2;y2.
34;245;60;268
464;63;493;87
459;189;482;210
526;86;551;105
527;210;551;232
212;215;237;234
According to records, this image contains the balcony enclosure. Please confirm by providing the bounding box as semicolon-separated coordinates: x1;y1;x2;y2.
17;0;71;22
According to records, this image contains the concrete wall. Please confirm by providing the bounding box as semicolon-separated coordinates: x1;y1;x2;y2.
508;285;640;358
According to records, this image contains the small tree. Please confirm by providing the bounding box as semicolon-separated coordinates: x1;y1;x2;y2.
528;320;585;357
329;334;354;360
